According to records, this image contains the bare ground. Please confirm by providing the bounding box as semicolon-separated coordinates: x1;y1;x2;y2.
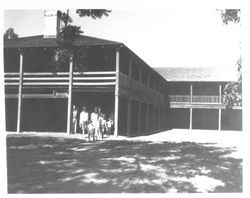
6;129;243;193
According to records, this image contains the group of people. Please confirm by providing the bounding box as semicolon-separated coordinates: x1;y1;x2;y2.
72;105;114;141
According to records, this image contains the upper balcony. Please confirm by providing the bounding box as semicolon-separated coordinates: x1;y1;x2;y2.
169;95;224;109
4;71;116;98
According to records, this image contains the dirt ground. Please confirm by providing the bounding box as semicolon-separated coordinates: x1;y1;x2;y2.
6;129;243;193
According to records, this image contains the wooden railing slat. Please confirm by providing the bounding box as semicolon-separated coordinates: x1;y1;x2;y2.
73;82;116;86
5;71;116;76
4;71;116;87
170;95;221;104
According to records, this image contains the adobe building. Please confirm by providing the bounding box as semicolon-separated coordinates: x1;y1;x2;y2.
4;10;171;136
155;67;242;131
4;10;241;135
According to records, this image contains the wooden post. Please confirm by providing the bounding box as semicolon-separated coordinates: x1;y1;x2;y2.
190;108;193;130
218;84;222;130
127;99;131;136
17;52;23;133
158;106;161;130
218;108;221;131
146;72;150;132
152;106;155;131
137;67;142;134
67;55;73;135
137;102;142;134
189;83;193;130
190;83;193;103
114;48;120;137
164;107;167;129
219;84;222;103
146;103;149;132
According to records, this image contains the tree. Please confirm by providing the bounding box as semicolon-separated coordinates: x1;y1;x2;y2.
4;28;19;40
76;9;111;19
218;9;242;108
223;57;242;108
54;9;111;72
218;9;241;25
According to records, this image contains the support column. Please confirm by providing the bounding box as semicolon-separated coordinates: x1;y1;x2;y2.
190;108;193;130
218;84;222;130
114;48;120;137
158;106;161;130
164;107;167;129
67;55;73;135
146;71;150;133
189;83;193;130
146;103;149;132
17;52;23;133
137;66;142;134
137;102;142;134
127;99;132;137
152;106;156;131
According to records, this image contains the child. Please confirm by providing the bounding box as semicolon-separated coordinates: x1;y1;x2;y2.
72;105;78;134
91;107;99;140
106;118;113;136
79;106;89;138
99;113;106;140
87;121;95;141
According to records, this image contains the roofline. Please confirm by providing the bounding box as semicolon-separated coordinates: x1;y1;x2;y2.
153;67;238;83
122;45;168;83
4;34;123;49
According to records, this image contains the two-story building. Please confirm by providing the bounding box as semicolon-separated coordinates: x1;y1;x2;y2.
4;11;242;136
4;11;171;137
154;67;242;131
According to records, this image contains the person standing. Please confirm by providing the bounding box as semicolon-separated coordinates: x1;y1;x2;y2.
79;106;89;139
91;107;100;140
99;113;106;140
106;117;113;136
72;105;78;134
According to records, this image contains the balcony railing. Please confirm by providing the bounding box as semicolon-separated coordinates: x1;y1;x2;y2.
4;71;116;87
170;95;221;104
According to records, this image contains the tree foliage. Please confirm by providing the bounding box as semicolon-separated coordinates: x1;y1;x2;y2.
218;9;241;25
76;9;111;19
223;57;242;108
54;9;111;72
4;28;19;40
218;9;242;108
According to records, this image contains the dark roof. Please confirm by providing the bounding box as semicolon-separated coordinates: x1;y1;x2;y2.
154;67;238;82
4;35;123;48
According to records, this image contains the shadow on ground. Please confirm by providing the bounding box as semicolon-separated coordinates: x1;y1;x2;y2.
6;134;242;193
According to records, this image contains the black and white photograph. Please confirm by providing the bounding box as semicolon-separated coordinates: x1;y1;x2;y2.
1;0;248;195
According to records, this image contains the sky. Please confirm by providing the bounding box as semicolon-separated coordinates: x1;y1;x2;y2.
3;8;241;69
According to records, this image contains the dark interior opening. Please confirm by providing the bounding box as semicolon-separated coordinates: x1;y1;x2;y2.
222;109;242;131
192;109;218;130
118;97;128;136
4;50;20;72
5;98;18;131
171;108;190;129
21;98;68;132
